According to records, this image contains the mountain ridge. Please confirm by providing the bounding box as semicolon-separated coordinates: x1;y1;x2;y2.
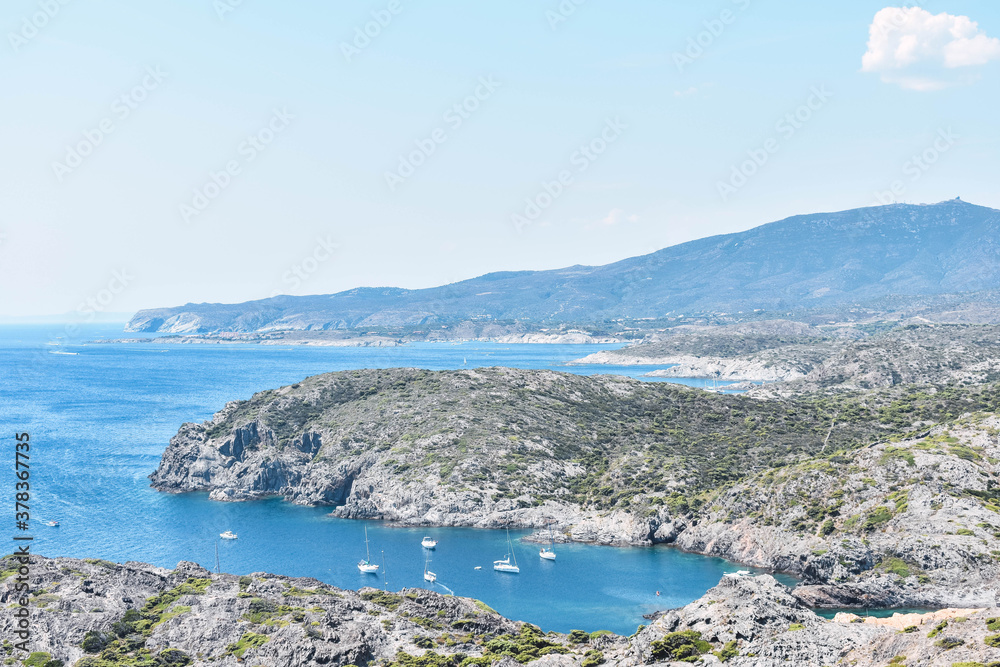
126;199;1000;333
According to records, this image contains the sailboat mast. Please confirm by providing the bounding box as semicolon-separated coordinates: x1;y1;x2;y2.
507;525;518;567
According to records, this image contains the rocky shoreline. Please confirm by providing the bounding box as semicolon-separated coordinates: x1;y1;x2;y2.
148;367;1000;616
91;331;623;346
5;555;1000;666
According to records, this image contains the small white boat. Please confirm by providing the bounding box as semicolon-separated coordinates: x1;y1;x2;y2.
45;520;59;527
358;526;379;574
474;566;482;570
539;521;556;560
493;558;520;573
421;537;437;549
494;526;520;573
423;554;437;583
220;531;238;540
724;570;751;578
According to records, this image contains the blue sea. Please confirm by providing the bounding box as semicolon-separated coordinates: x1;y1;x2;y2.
0;323;789;635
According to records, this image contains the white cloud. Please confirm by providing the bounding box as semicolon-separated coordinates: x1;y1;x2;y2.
862;6;1000;90
596;208;639;227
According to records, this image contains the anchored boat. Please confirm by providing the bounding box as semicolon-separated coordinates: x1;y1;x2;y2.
358;526;379;574
423;555;437;583
539;521;556;561
494;526;520;573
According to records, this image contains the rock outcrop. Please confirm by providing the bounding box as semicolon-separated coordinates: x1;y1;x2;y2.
6;556;1000;667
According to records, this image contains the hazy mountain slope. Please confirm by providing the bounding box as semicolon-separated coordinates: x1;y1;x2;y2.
127;200;1000;333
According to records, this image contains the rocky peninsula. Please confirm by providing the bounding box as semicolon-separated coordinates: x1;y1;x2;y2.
4;555;1000;666
148;367;1000;613
574;323;1000;395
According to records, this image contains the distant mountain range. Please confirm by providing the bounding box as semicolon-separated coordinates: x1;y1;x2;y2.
126;199;1000;333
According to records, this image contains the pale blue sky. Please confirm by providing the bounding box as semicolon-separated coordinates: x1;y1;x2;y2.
1;0;998;317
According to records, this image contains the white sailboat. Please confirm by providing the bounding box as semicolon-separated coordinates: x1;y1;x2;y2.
220;530;237;540
358;526;379;574
421;536;437;549
539;521;556;561
494;526;520;573
423;555;436;583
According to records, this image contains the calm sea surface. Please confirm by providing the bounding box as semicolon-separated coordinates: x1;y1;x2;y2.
0;324;789;634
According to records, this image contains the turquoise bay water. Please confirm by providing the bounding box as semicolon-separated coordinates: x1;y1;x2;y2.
0;324;788;634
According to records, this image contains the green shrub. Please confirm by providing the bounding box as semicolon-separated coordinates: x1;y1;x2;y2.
862;507;893;531
582;650;604;667
225;632;270;659
81;631;109;653
23;653;54;667
985;634;1000;648
879;557;911;578
649;630;712;663
928;620;948;638
934;636;965;650
157;648;193;666
714;640;739;662
361;589;403;611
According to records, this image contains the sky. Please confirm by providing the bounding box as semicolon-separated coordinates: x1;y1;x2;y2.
1;0;999;319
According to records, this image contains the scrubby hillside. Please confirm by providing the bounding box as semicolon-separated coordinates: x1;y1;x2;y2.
677;414;1000;609
150;367;897;533
579;324;1000;392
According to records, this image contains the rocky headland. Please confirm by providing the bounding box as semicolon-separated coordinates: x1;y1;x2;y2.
5;555;1000;666
574;323;1000;395
148;366;1000;612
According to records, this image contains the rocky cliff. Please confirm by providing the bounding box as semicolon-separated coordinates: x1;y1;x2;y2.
5;556;1000;667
